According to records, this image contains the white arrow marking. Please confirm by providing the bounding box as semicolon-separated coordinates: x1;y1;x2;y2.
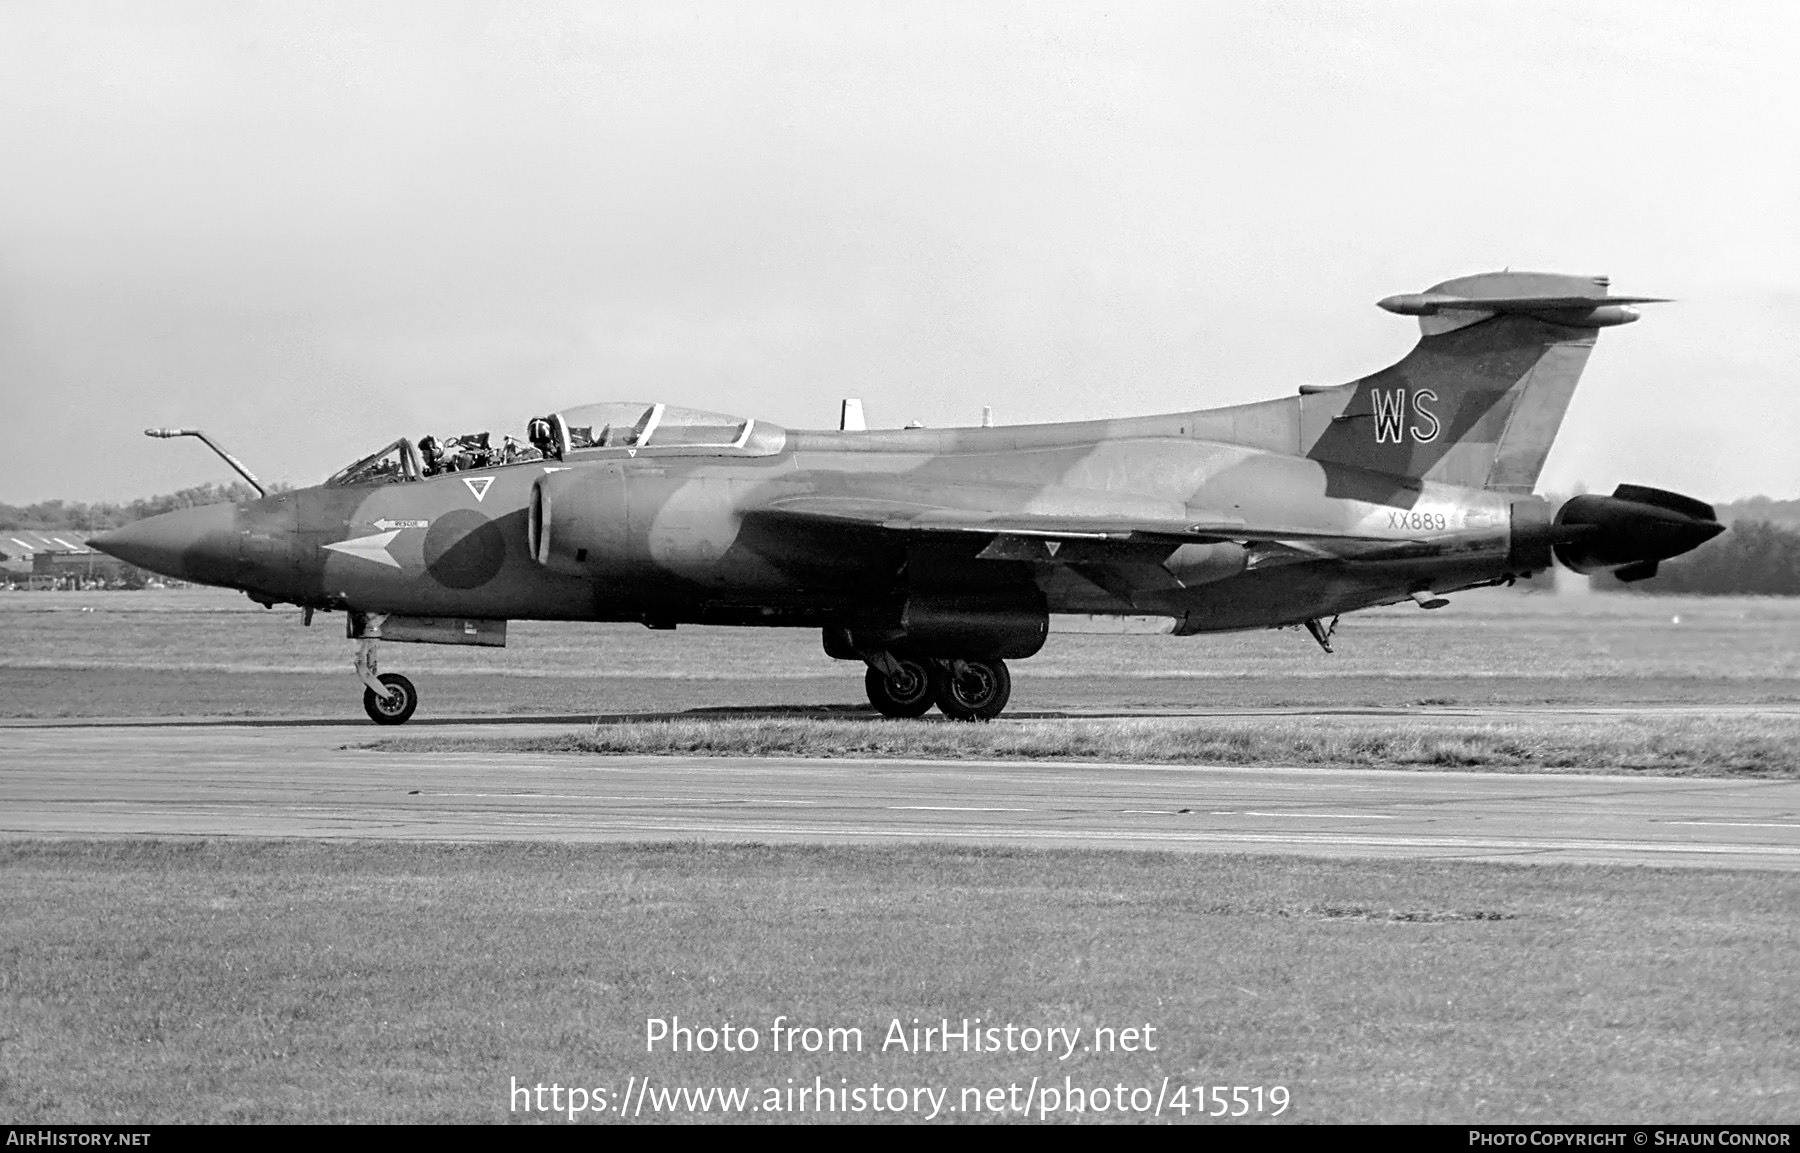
322;530;402;568
371;518;429;531
542;466;570;473
463;476;493;502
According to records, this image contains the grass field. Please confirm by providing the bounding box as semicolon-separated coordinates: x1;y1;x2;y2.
383;712;1800;778
2;840;1793;1125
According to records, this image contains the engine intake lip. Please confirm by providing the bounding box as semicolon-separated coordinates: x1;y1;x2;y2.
527;480;548;566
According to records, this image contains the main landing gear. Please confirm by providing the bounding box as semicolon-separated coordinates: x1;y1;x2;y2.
865;657;934;718
865;655;1013;722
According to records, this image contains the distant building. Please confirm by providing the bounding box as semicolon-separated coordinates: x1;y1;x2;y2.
0;531;139;588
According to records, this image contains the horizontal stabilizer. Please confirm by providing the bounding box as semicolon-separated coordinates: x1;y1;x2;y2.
1377;272;1666;332
1379;293;1668;315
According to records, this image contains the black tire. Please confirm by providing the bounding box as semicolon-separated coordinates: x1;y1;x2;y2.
865;659;935;718
932;659;1011;722
363;672;418;725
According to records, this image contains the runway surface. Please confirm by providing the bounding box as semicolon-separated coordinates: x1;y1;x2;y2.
3;715;1797;870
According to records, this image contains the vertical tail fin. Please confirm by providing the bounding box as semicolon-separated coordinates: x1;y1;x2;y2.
1302;272;1663;492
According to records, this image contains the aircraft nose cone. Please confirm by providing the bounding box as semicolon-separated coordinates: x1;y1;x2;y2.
88;502;241;584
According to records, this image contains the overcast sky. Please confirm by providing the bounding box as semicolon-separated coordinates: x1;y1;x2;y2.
2;1;1795;503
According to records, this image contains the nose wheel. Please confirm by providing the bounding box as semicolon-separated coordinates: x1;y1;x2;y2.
362;673;418;726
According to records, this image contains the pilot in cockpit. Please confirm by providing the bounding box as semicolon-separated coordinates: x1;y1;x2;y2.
419;435;447;476
528;418;561;461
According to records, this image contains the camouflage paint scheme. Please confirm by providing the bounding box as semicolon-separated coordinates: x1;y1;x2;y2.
92;271;1724;721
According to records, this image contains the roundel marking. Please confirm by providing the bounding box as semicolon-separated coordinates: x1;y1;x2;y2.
422;509;506;589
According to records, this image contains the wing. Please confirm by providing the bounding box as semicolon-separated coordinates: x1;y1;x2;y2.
748;492;1386;547
743;471;1512;611
745;488;1445;609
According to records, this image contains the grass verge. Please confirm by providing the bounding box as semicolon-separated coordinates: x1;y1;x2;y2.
1;839;1794;1125
372;715;1800;778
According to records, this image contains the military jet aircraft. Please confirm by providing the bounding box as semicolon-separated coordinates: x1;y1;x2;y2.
91;270;1724;725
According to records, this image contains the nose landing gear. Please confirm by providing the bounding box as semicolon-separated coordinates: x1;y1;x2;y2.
351;611;419;726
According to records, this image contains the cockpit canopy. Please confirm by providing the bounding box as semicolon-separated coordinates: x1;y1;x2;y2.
557;402;751;452
547;401;787;459
325;438;423;487
326;401;785;486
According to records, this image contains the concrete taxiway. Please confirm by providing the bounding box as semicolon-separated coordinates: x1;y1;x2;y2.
2;717;1797;870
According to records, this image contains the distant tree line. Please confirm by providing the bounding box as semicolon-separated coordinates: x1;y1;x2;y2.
0;482;284;533
1594;519;1800;595
1714;497;1800;529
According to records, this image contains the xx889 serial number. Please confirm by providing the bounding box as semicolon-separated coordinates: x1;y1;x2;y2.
1385;510;1450;531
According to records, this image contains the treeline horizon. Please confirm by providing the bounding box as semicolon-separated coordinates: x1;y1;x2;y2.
5;484;1798;595
0;482;287;533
